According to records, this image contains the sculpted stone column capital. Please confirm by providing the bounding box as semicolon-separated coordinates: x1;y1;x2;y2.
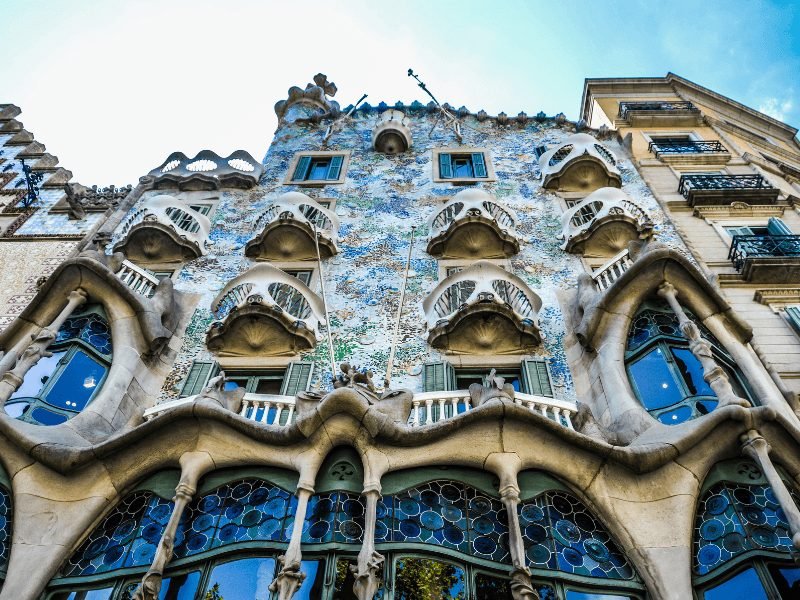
740;429;771;458
656;281;678;301
67;288;89;305
499;484;521;504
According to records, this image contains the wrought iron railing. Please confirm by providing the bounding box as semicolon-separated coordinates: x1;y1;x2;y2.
648;140;727;156
618;101;698;120
678;174;774;198
728;235;800;271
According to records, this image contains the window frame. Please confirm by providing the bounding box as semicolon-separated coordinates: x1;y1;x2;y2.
432;147;496;184
284;151;351;186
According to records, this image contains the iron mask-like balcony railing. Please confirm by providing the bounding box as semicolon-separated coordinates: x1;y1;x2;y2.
648;140;728;157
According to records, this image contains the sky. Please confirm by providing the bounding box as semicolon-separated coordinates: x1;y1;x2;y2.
1;0;798;184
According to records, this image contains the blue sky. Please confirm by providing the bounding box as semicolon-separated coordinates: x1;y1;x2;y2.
1;0;797;183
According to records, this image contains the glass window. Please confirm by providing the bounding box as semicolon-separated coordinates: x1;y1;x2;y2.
43;350;106;412
296;560;325;600
703;567;769;600
474;573;512;599
333;558;359;600
455;369;522;393
202;557;276;600
768;564;800;598
308;158;332;181
54;589;115;600
394;557;466;599
628;347;684;411
282;269;313;285
566;591;633;600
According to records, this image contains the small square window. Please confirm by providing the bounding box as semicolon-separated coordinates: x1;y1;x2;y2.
433;148;495;183
287;152;349;185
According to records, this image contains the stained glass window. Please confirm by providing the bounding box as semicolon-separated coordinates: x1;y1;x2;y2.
55;313;113;356
518;491;634;580
694;480;797;575
62;491;173;576
379;480;509;563
173;478;296;558
0;486;11;577
302;491;365;544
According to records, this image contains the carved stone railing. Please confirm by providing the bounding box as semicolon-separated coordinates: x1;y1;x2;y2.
245;192;339;260
406;390;576;429
592;249;634;291
208;264;325;356
372;109;412;154
678;174;778;207
423;261;542;354
561;188;652;255
144;392;296;425
618;101;699;120
427;189;519;258
728;234;800;283
539;133;621;192
113;195;210;262
116;260;160;298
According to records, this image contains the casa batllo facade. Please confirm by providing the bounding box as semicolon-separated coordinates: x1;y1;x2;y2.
0;72;798;600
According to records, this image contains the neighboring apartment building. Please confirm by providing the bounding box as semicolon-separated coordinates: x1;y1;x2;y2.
0;73;797;600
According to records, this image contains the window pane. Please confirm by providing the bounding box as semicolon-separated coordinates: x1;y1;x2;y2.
769;563;800;598
628;347;684;410
255;378;282;395
296;560;325;600
43;350;106;412
159;571;201;600
203;557;276;600
671;348;714;396
59;589;115;600
333;558;359;599
9;350;66;400
456;375;484;389
30;407;68;426
308;159;331;180
452;157;473;179
475;573;512;599
394;557;466;599
703;567;769;600
565;591;632;600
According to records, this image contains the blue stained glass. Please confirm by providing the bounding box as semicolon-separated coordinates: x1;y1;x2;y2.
0;487;11;574
302;491;365;544
519;491;634;580
62;492;173;576
55;313;112;356
694;473;798;575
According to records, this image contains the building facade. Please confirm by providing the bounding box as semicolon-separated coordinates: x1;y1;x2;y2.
0;72;798;600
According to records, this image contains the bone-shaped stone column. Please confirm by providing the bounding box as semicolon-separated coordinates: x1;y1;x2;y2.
270;485;314;599
351;487;384;600
657;282;749;409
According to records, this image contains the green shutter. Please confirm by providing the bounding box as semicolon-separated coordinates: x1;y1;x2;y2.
768;217;793;236
439;153;453;179
280;361;314;396
521;358;553;397
180;360;219;397
471;152;487;178
326;155;344;180
423;361;456;392
786;307;800;335
292;156;312;181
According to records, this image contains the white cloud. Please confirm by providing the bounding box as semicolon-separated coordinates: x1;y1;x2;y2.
758;97;794;121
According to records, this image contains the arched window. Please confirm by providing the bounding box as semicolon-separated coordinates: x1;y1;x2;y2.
0;484;11;586
694;460;800;599
5;305;112;426
625;300;750;425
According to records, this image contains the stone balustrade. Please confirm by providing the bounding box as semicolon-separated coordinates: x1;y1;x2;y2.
143;392;296;426
115;260;160;298
592;249;633;291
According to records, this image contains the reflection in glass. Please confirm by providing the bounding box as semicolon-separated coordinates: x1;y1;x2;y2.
44;350;106;411
394;557;466;599
671;348;714;396
296;560;325;600
59;589;114;600
158;571;200;600
703;567;768;600
768;564;800;599
565;590;632;600
333;559;359;600
8;351;65;401
474;573;512;599
628;348;683;410
203;557;276;600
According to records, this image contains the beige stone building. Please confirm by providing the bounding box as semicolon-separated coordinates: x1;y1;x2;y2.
0;73;798;600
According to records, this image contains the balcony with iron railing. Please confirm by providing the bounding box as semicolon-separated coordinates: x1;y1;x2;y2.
427;189;519;258
616;101;702;126
648;140;730;165
560;188;653;256
539;133;621;192
678;174;779;207
207;263;326;356
728;234;800;283
245;192;339;260
422;261;542;354
113;194;211;262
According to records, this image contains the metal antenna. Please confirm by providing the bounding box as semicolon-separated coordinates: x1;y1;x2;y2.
407;69;462;142
385;225;416;388
323;93;368;146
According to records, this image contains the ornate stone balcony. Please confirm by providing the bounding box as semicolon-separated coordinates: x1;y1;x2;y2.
591;249;634;291
245;192;339;260
729;235;800;283
560;188;653;256
145;150;264;190
113;195;210;263
144;392;296;425
372;109;412;154
207;264;326;356
616;100;702;127
539;133;622;192
423;261;542;354
678;174;779;207
427;189;519;259
115;260;160;298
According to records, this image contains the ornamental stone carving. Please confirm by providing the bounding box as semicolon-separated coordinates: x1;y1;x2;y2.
372;109;412;154
539;133;621;192
274;73;341;124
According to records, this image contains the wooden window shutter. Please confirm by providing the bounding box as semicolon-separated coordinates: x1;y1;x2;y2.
280;361;314;396
471;152;487;178
521;358;553;397
292;156;312;181
326;155;344;180
422;361;456;392
786;307;800;335
179;360;219;397
439;153;453;179
768;217;793;236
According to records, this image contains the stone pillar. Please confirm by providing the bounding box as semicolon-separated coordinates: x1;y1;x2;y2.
741;430;800;550
351;487;384;600
270;485;313;599
0;289;88;405
133;452;215;600
657;282;748;409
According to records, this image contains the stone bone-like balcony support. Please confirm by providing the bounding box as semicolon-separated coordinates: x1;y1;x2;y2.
678;174;779;207
423;261;542;354
560;187;653;256
207;264;326;356
427;189;520;259
113;195;211;263
539;133;622;192
245;192;339;260
372;109;412;154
